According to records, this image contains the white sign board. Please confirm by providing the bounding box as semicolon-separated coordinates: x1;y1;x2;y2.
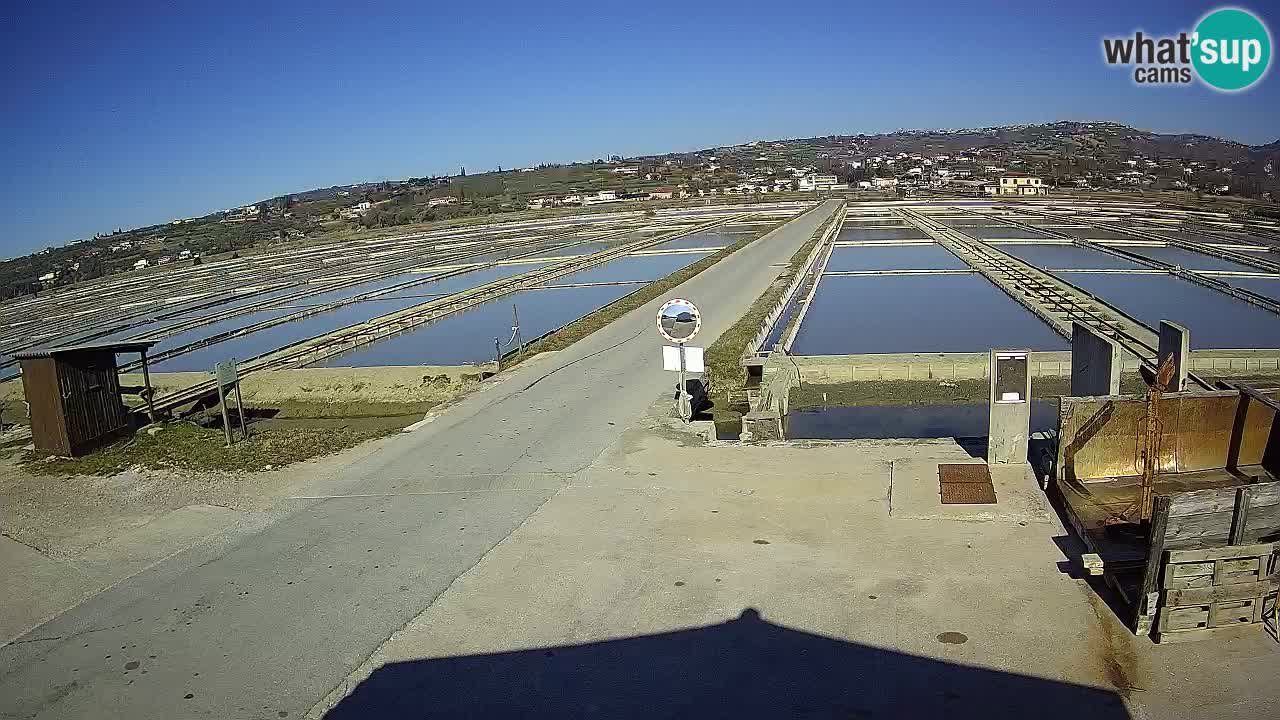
662;345;705;372
214;359;239;388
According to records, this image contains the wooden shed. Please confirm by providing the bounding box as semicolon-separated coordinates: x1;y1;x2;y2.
15;341;158;457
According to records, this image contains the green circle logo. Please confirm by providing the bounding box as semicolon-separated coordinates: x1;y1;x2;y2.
1192;8;1272;91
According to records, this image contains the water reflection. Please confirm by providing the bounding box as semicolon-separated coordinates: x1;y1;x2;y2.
791;275;1067;355
825;244;967;272
787;401;1057;440
1066;273;1280;349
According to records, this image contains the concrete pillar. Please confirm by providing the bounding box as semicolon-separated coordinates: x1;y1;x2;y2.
1070;322;1121;396
1157;320;1190;392
989;349;1032;465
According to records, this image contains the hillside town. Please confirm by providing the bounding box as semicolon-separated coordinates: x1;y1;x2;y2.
4;121;1277;301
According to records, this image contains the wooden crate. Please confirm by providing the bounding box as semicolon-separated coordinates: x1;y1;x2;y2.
1131;483;1280;639
1152;542;1278;643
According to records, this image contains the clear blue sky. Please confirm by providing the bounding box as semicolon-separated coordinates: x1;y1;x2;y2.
2;0;1276;257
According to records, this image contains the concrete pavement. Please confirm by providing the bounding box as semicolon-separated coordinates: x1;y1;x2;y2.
312;410;1280;720
0;200;841;719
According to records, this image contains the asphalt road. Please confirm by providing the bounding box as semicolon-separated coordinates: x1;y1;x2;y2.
0;200;840;720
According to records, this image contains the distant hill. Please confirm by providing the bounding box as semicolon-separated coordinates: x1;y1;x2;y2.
5;120;1277;301
698;121;1274;167
257;182;388;206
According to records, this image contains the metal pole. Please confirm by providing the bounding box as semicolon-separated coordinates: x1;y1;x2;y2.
494;337;501;369
512;304;523;358
217;381;232;447
678;343;688;421
233;381;249;440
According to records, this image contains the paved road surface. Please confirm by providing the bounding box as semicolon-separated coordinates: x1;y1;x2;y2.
0;200;840;719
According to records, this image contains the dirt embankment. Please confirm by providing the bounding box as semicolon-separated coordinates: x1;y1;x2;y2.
2;364;498;479
130;364;492;405
2;364;491;406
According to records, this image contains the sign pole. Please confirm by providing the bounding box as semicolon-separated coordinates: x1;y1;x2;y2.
233;381;249;440
678;343;688;421
512;304;523;359
657;297;703;424
217;381;232;447
213;360;242;447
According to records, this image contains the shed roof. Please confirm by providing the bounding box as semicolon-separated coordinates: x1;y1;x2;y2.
14;340;159;360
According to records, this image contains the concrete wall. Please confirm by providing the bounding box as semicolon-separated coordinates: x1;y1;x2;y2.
786;352;1072;384
741;362;800;442
782;349;1280;385
1158;320;1191;392
989;350;1032;465
1070;324;1121;396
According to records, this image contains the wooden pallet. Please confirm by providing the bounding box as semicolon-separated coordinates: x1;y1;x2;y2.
1153;543;1279;643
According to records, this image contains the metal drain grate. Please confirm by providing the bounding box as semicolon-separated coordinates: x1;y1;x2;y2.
938;463;997;505
938;464;991;484
940;482;998;504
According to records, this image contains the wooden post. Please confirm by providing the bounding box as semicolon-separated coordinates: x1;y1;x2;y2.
1230;486;1253;546
138;349;157;423
233;381;249;440
1134;494;1171;633
217;381;232;447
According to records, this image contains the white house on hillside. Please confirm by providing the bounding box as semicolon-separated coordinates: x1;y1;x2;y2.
997;172;1047;196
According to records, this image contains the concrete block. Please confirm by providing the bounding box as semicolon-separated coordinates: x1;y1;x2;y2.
741;410;783;442
882;366;909;381
1158;320;1190;391
989;350;1032;465
1070;323;1121;396
889;459;1051;523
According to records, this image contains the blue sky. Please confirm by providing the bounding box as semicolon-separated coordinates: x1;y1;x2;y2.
2;0;1276;257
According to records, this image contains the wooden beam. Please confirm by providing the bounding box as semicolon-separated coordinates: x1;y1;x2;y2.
1230;486;1254;545
1134;495;1171;633
1167;542;1276;563
1234;383;1280;415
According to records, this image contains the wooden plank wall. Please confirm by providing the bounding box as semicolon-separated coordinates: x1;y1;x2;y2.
1155;541;1278;643
1164;483;1280;550
1133;482;1280;639
57;350;128;456
19;357;70;455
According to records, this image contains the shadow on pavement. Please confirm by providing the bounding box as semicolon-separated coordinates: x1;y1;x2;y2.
323;608;1130;719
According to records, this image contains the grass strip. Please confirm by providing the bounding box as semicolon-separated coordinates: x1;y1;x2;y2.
512;218;790;361
19;422;399;476
701;213;838;435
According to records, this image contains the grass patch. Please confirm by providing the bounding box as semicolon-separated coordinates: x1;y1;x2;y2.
787;374;1160;410
321;195;807;245
266;400;439;419
513;218;790;360
701;213;838;436
20;422;397;476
